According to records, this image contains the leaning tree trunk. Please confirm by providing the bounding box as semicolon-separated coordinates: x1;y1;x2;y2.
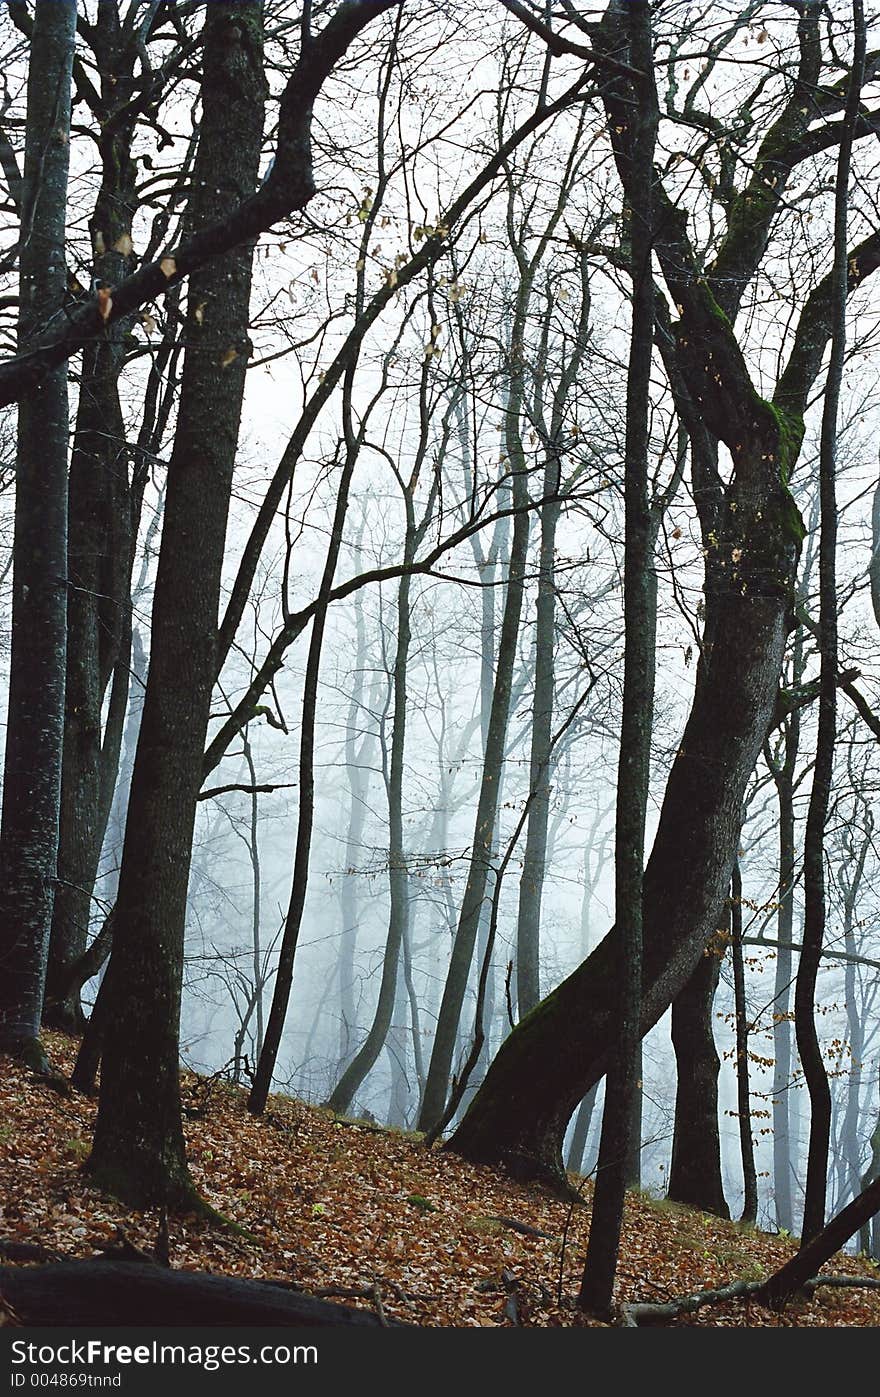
86;2;267;1207
667;933;729;1219
448;413;804;1185
0;0;76;1065
446;0;875;1189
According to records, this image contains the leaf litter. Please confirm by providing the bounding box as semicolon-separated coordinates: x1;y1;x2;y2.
1;1034;878;1328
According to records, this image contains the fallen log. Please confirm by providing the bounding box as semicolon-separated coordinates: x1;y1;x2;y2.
0;1261;403;1327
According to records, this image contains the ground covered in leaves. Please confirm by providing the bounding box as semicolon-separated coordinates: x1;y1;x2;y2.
1;1033;879;1327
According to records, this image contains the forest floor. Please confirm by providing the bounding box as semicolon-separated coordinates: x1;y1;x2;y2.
2;1032;879;1327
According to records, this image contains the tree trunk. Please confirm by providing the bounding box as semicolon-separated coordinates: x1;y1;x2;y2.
731;863;758;1225
566;1086;599;1176
44;8;141;1034
0;1261;399;1327
796;0;864;1245
417;425;529;1134
0;0;76;1065
448;466;798;1186
667;933;729;1218
579;0;656;1312
515;486;560;1016
768;757;798;1234
859;1074;880;1259
448;0;848;1190
86;3;267;1207
327;561;415;1116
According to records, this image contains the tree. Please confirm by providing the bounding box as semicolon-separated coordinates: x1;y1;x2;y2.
796;0;865;1246
579;0;656;1314
449;0;880;1190
0;0;76;1067
86;0;269;1207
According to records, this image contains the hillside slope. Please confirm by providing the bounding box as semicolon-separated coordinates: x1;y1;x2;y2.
1;1034;878;1327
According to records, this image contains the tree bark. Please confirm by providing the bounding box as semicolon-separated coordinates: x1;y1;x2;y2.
579;0;656;1313
0;0;76;1065
86;2;267;1207
0;1261;400;1327
667;934;729;1219
45;9;141;1033
797;0;865;1245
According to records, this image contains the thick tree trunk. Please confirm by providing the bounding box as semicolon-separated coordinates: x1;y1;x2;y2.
448;478;797;1185
86;3;266;1207
0;1261;399;1327
667;934;729;1218
0;0;76;1065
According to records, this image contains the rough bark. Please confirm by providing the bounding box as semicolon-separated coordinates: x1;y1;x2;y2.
45;8;141;1033
86;2;267;1207
667;934;729;1219
0;0;76;1064
0;1261;400;1327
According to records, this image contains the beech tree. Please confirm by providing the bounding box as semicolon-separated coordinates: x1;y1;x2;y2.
449;0;880;1189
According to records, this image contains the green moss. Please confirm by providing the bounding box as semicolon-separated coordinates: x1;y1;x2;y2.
765;484;806;546
18;1037;51;1074
406;1193;437;1212
763;400;805;485
700;280;733;329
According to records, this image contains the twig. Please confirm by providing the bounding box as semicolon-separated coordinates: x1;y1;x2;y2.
371;1282;389;1328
